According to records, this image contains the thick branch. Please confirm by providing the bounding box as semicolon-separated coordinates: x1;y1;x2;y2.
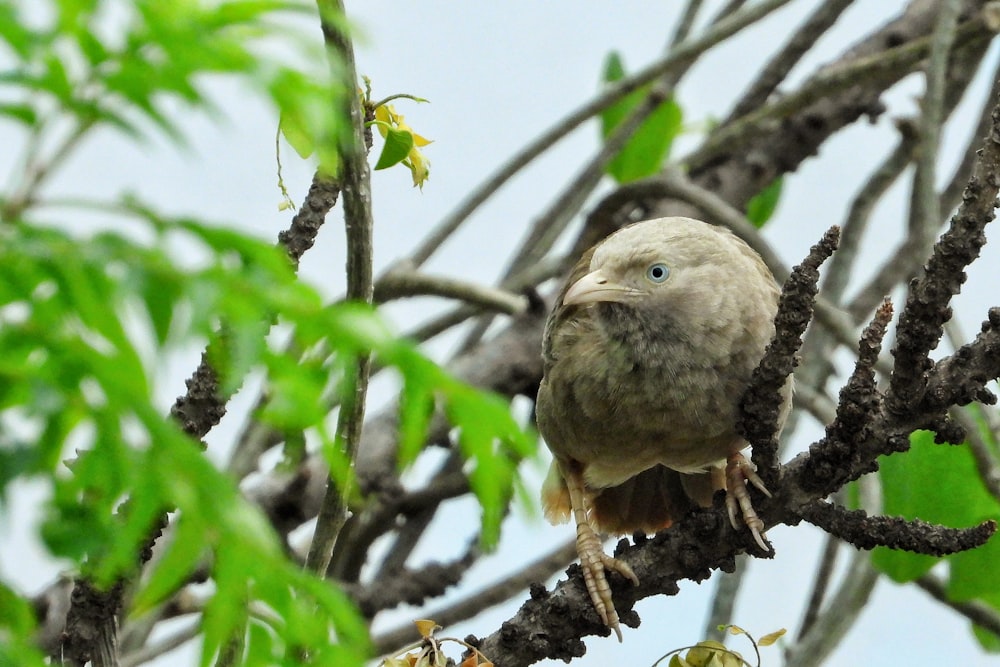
887;95;1000;417
739;226;840;482
797;500;996;554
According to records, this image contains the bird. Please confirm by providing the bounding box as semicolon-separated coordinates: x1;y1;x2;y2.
535;216;792;640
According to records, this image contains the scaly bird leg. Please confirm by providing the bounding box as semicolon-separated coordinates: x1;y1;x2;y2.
563;464;638;641
712;451;772;551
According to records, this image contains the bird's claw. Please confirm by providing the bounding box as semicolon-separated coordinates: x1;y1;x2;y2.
723;452;772;551
576;522;637;641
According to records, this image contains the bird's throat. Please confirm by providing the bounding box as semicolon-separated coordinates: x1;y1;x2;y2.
596;302;688;369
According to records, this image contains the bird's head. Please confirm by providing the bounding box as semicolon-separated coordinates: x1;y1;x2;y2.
563;217;731;310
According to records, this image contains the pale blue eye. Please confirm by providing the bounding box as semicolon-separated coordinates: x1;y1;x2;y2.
646;262;670;283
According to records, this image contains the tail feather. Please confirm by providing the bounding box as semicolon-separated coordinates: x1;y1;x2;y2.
541;460;572;525
591;465;694;535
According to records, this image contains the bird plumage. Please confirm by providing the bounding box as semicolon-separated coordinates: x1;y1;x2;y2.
535;216;791;638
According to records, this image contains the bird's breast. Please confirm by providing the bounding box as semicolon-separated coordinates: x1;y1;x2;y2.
540;327;750;479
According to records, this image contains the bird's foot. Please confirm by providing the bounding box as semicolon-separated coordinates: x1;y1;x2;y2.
718;452;772;550
575;521;638;641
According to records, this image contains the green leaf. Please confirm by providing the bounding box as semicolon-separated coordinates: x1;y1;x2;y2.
280;109;315;159
0;581;37;635
443;384;534;549
397;384;434;467
746;176;783;227
0;3;39;59
269;68;346;175
947;407;1000;605
74;26;109;67
41;501;109;561
874;429;1000;583
949;532;1000;606
396;366;436;468
245;621;276;666
598;51;682;183
325;301;397;353
0;582;47;666
257;353;330;431
0;446;41;494
136;266;181;346
374;126;415;170
599;51;635;136
40;51;74;104
973;624;1000;653
132;514;207;614
201;544;251;667
0;103;37;125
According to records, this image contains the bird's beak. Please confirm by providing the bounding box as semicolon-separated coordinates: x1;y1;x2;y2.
563;269;637;306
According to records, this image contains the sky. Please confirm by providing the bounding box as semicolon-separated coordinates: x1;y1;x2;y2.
2;1;999;665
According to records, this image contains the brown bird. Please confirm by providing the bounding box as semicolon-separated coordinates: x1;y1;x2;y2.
536;216;792;640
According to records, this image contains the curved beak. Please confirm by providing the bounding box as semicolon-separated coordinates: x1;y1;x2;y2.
563;269;638;306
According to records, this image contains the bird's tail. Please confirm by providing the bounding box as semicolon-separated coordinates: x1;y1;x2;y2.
590;465;695;536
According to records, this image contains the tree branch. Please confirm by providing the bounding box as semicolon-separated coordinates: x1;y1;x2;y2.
374;267;530;315
916;572;1000;638
739;225;840;484
372;540;578;657
306;0;376;576
886;96;1000;418
725;0;857;122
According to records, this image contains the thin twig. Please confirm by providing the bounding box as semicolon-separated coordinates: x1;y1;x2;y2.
710;0;748;23
908;0;962;243
374;268;529;315
351;540;480;618
500;92;667;284
226;254;559;482
120;622;200;667
786;126;918;438
885;84;1000;417
683;16;986;171
847;26;993;323
915;573;1000;638
305;0;376;576
1;119;93;222
702;556;748;642
793;382;838;425
398;256;563;344
796;532;841;640
824;124;920;302
456;81;681;352
845;237;926;322
843;3;987;341
939;53;1000;216
725;0;857;123
670;0;705;47
370;453;466;581
785;522;880;666
741;226;841;483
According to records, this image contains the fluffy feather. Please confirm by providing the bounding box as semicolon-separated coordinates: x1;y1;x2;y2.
535;216;792;638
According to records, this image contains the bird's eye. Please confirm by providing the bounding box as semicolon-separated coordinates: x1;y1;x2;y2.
646;262;670;283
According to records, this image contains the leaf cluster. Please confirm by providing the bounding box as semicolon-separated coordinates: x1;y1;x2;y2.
0;2;533;665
